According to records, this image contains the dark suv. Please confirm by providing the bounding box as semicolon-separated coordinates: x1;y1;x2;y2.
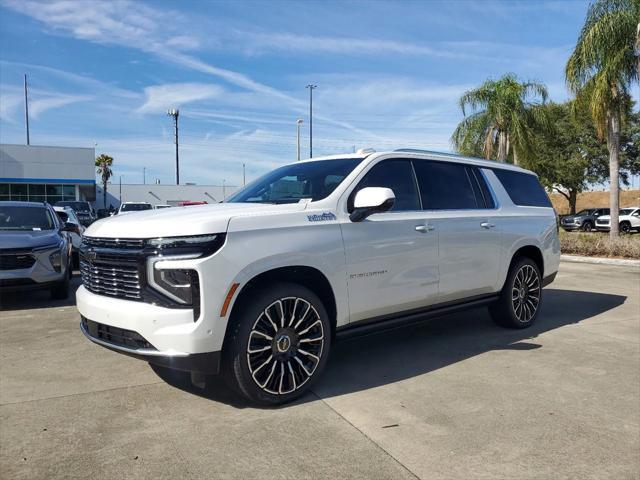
55;200;96;226
0;201;75;299
560;208;609;232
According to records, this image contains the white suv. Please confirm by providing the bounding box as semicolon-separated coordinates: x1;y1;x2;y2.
77;149;560;405
595;207;640;233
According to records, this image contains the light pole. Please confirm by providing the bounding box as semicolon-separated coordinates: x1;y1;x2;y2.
306;84;317;158
242;163;246;186
143;167;146;185
296;118;303;161
119;174;124;203
167;108;180;185
222;179;226;201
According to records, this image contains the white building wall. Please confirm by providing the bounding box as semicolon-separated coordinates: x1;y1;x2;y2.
0;144;95;181
95;184;240;209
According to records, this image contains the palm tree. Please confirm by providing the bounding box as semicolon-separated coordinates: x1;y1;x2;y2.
566;0;639;238
452;74;549;164
95;154;114;209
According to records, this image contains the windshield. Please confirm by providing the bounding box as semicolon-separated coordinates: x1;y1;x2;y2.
227;158;363;204
620;209;634;216
0;206;55;231
56;201;90;212
575;209;593;216
121;203;152;212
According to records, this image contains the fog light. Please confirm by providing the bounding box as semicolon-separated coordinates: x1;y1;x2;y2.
49;251;62;272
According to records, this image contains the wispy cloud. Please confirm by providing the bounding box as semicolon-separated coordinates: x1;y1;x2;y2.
0;85;91;121
137;83;225;114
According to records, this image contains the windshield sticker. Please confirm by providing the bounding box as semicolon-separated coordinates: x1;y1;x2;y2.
307;212;337;222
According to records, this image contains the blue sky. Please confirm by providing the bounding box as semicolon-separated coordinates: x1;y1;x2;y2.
0;0;593;186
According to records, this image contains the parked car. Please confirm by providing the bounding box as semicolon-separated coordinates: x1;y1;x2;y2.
0;201;74;299
54;206;84;267
560;208;610;232
155;204;172;209
77;149;560;406
55;200;96;226
178;201;208;206
116;202;153;215
595;207;640;233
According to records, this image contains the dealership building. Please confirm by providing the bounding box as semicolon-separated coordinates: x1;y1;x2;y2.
1;143;239;209
0;143;96;203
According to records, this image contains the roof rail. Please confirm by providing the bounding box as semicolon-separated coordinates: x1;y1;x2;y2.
394;148;461;158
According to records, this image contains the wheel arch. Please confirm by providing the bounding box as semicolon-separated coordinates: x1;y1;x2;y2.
510;245;544;277
226;265;338;339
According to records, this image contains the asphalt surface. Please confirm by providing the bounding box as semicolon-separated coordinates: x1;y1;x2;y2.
1;262;638;479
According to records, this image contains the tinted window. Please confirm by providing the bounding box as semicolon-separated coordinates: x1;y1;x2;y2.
493;169;551;207
413;161;479;210
0;206;55;230
471;167;496;209
228;158;362;204
352;159;420;211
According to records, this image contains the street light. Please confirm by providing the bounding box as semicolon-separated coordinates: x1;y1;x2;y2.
167;108;180;185
296;119;304;161
306;84;317;158
119;174;124;203
222;179;226;201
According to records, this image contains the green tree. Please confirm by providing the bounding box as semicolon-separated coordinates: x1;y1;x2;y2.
565;0;639;237
451;73;549;164
524;102;639;214
95;154;114;209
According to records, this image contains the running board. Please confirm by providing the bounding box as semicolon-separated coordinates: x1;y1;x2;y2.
335;294;499;340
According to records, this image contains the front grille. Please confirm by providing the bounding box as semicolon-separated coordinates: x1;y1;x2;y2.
82;317;156;350
0;254;36;270
83;237;145;249
80;259;142;300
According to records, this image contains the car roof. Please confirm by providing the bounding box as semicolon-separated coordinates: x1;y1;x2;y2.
299;148;533;174
0;200;49;208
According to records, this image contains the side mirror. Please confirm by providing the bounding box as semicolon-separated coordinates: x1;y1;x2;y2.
62;222;80;234
350;187;395;222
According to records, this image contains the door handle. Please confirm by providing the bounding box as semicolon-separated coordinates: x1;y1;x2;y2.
480;222;495;229
415;224;435;233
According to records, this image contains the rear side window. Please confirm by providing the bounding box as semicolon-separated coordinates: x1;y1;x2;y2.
413;161;479;210
493;169;551;207
352;159;420;211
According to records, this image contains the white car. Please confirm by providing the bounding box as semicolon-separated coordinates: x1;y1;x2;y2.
116;202;153;215
595;207;640;233
53;206;84;250
77;149;560;405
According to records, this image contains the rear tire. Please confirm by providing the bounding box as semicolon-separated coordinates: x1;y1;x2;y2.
222;282;331;406
489;257;542;329
620;221;631;234
581;221;593;232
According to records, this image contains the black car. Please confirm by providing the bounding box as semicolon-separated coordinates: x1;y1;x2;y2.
55;200;96;226
560;208;610;232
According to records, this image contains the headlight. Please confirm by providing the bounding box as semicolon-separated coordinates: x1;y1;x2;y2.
49;251;62;272
150;265;199;305
148;234;220;251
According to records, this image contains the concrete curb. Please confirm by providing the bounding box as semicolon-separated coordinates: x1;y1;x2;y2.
561;254;640;267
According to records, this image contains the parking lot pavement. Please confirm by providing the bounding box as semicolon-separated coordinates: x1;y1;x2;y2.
1;262;638;480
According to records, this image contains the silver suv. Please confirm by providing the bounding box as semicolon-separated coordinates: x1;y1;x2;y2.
0;201;74;300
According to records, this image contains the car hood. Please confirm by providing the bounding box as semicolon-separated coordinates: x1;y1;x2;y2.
0;230;62;250
597;215;610;221
85;202;309;238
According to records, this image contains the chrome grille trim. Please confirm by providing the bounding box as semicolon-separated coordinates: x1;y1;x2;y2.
83;237;145;249
80;259;142;300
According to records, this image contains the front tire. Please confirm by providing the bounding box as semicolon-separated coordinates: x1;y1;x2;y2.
489;257;542;329
223;282;331;406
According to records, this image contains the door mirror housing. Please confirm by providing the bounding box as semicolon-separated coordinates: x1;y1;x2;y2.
350;187;395;222
62;222;81;234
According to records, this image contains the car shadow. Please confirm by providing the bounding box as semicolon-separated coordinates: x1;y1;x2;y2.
0;274;82;311
154;288;626;409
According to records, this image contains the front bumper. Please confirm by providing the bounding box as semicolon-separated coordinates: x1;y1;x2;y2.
80;316;221;374
561;224;581;231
